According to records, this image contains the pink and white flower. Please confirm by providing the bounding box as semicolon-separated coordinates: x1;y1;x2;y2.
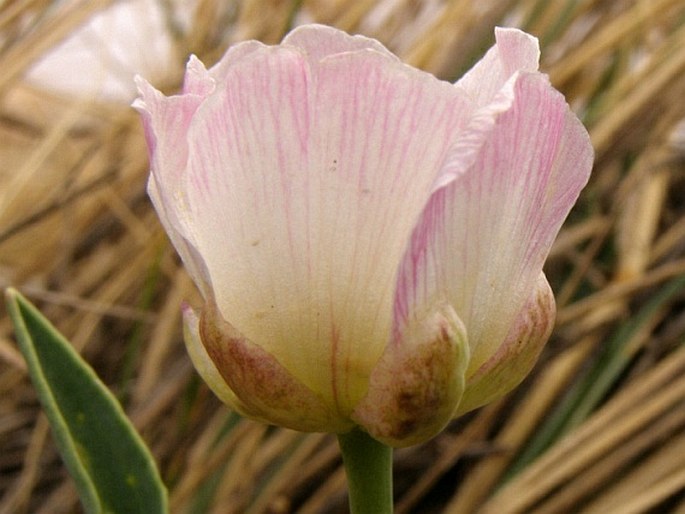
134;24;592;447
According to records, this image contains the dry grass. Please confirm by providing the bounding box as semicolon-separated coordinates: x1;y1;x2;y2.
1;0;685;513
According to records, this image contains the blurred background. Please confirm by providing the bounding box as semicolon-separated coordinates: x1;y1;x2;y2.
1;0;685;512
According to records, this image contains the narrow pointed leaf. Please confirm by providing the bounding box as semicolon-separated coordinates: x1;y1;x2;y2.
5;288;168;514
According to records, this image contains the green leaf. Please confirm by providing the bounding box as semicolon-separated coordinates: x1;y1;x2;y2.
5;288;168;514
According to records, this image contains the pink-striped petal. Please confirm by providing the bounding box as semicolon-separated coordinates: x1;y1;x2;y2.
456;27;540;107
282;23;397;62
182;55;214;96
394;71;592;380
179;44;469;416
203;40;266;83
134;78;212;294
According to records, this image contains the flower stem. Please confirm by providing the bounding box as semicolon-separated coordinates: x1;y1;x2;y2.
337;429;393;514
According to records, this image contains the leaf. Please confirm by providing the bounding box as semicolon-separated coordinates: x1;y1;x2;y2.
5;288;168;514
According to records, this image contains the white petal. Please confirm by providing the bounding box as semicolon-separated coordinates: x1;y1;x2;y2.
394;72;592;376
181;45;468;413
456;27;540;107
135;76;214;293
283;23;397;61
205;40;266;81
183;55;214;96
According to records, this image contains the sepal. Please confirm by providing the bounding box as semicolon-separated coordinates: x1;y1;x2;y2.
352;305;469;447
195;301;353;433
454;273;556;416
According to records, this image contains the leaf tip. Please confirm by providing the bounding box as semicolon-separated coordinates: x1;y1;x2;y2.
4;286;18;303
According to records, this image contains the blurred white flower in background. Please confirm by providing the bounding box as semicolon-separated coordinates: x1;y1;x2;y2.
27;0;193;102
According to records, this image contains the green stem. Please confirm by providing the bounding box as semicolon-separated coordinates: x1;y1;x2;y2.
337;429;393;514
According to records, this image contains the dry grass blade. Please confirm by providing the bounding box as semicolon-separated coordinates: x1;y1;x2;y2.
2;1;685;513
481;347;685;513
443;335;599;513
580;429;685;513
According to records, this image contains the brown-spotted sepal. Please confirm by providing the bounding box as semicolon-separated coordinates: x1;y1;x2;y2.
196;301;353;433
352;305;469;447
454;272;556;417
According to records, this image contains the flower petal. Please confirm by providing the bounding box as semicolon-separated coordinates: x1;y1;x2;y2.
454;272;555;416
394;71;592;378
148;175;211;294
180;45;469;415
204;40;266;83
182;55;214;96
282;23;397;62
456;27;540;107
135;78;212;293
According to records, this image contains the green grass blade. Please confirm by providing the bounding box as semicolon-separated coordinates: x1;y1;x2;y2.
5;288;168;514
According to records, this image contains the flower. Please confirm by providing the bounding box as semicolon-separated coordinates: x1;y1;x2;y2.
134;24;592;447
